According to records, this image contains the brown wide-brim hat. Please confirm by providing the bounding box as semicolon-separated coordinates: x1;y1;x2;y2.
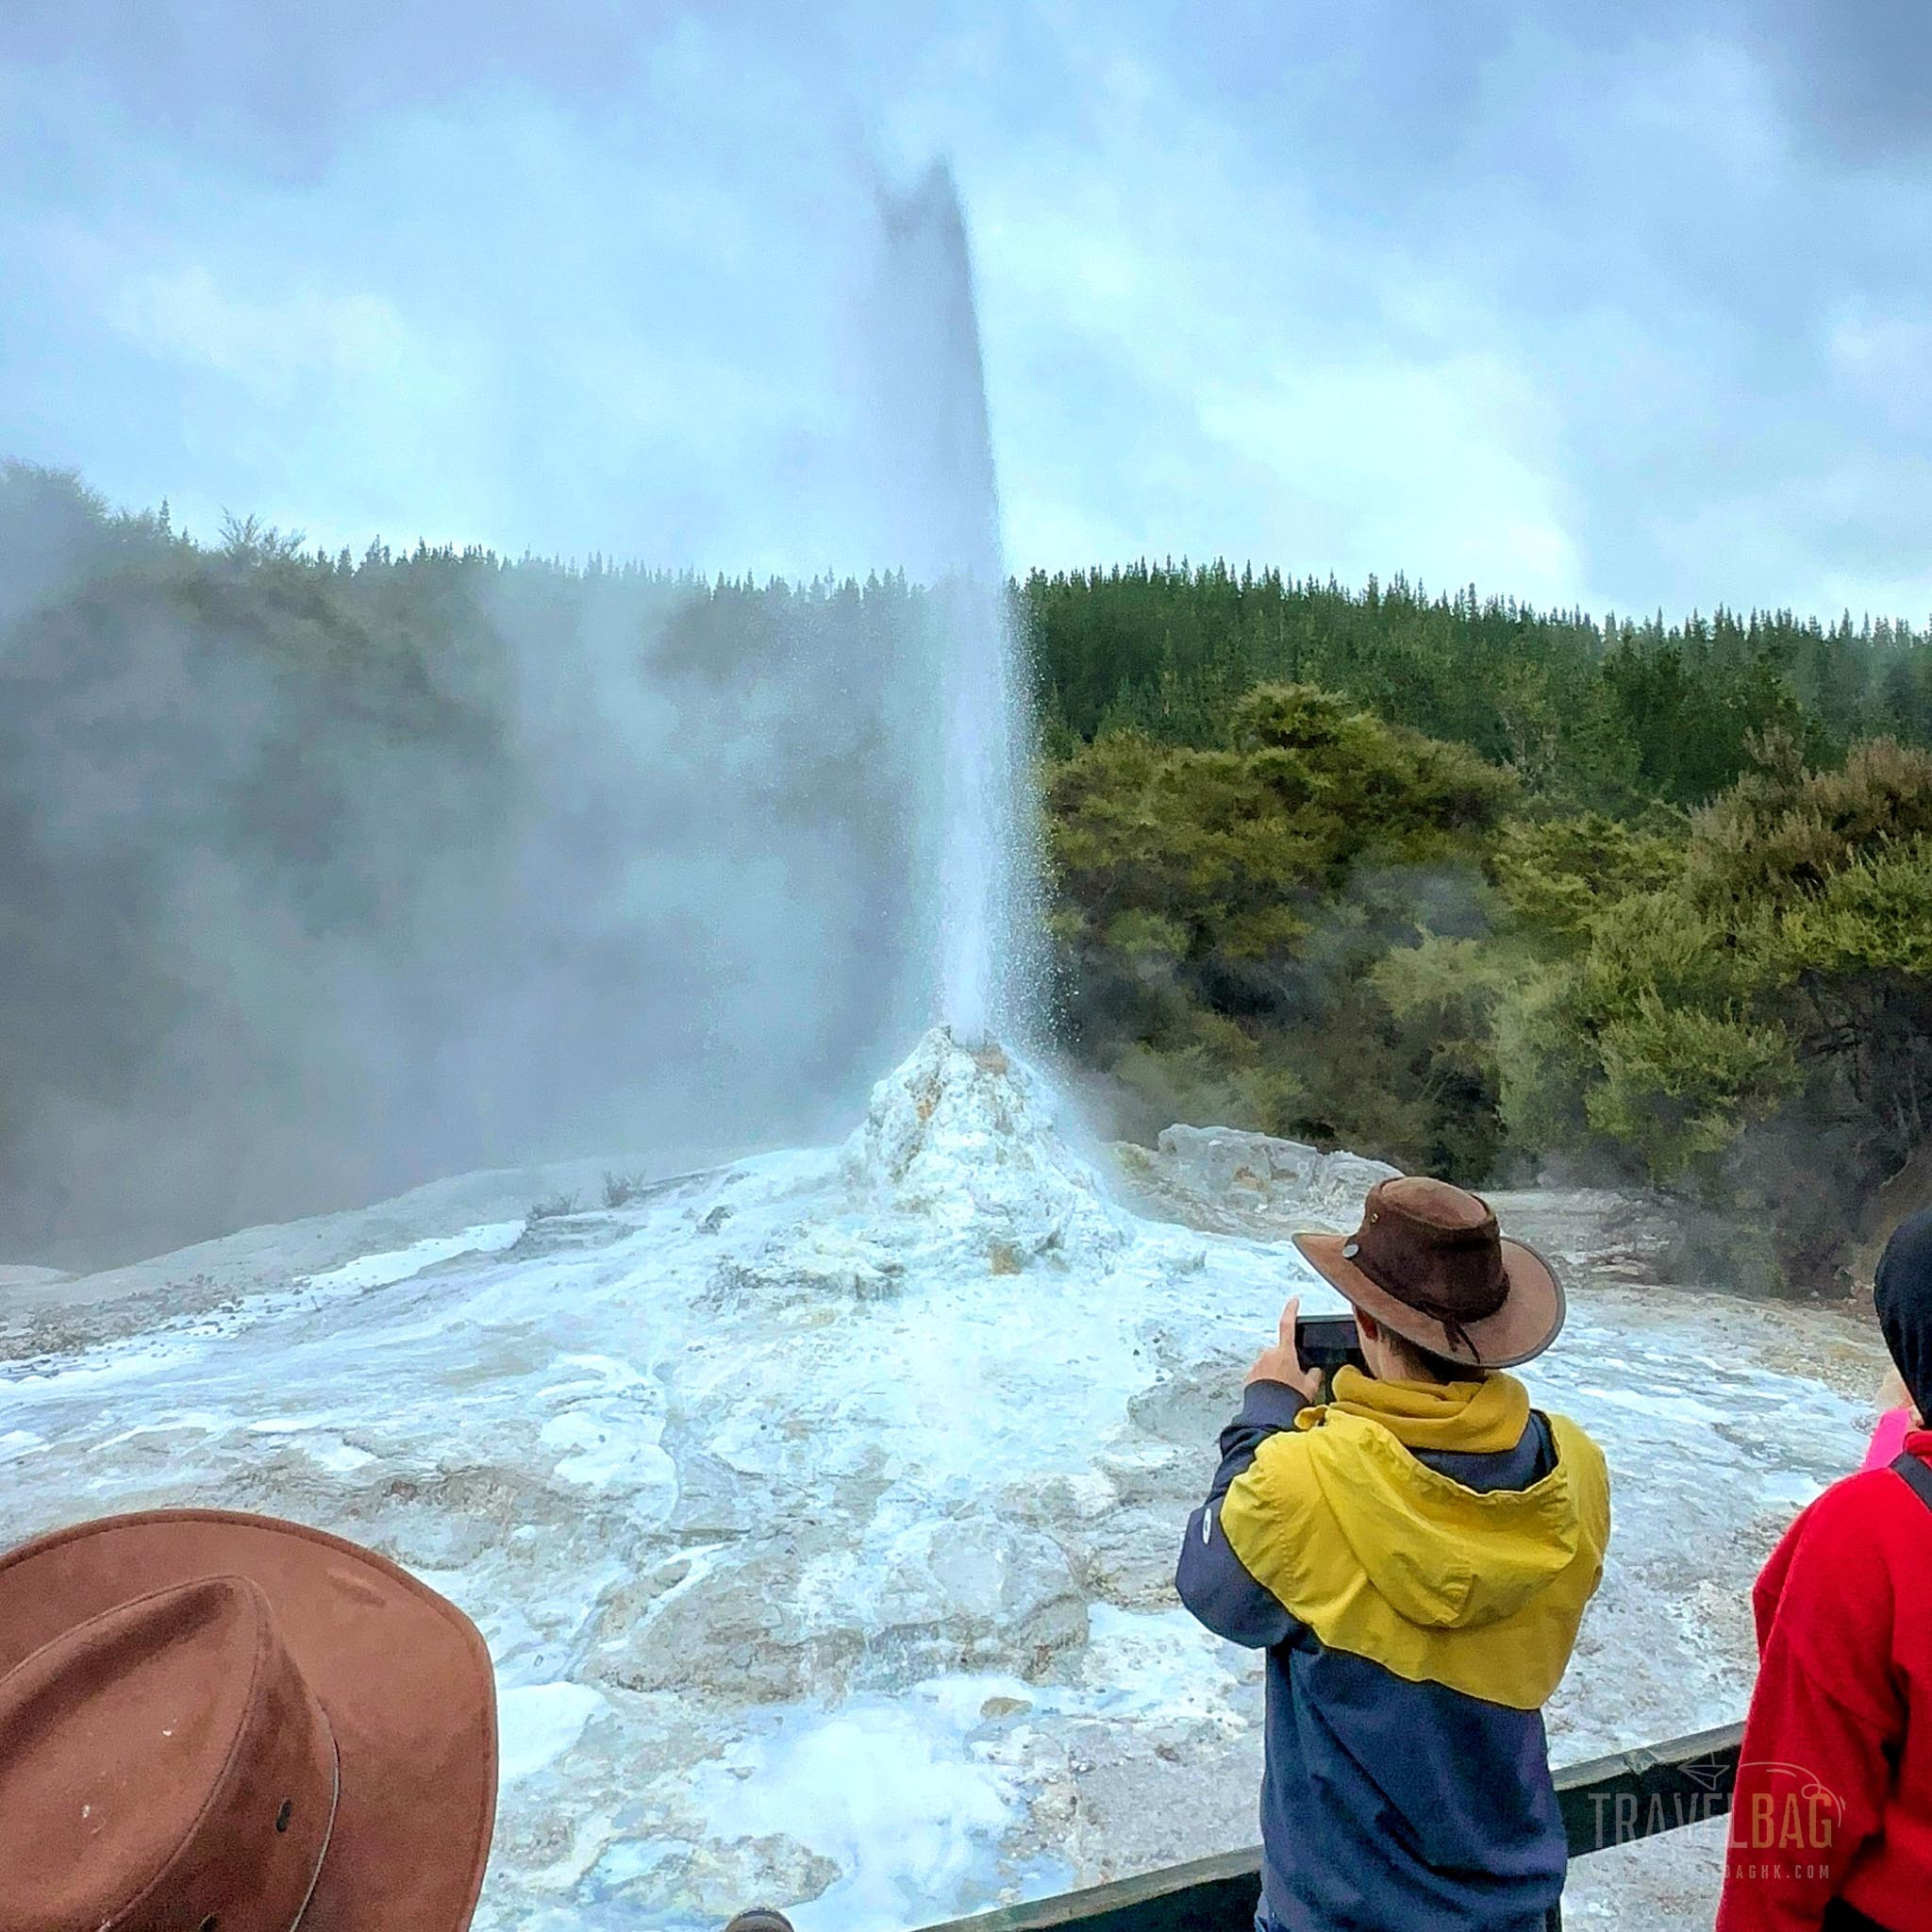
0;1509;496;1932
1293;1174;1565;1370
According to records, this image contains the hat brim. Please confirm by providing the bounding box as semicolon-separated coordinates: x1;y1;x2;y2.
0;1510;496;1932
1291;1231;1565;1370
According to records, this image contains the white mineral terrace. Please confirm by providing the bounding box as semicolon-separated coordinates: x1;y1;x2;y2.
0;1028;1886;1931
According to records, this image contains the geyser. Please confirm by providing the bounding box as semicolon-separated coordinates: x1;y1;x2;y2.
868;164;1045;1051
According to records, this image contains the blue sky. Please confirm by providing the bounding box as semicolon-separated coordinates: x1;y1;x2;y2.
4;0;1929;618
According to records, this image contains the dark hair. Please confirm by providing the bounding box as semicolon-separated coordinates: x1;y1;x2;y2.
1878;1209;1932;1420
1390;1330;1486;1384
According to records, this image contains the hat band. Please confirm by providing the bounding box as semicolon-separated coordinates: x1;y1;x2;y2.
286;1736;341;1932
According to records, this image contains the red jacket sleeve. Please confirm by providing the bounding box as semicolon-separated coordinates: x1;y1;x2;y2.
1716;1483;1906;1931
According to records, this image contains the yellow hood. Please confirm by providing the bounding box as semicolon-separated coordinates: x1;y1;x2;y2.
1219;1372;1610;1708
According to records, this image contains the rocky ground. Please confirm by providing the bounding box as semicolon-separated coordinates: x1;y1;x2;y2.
0;1043;1890;1930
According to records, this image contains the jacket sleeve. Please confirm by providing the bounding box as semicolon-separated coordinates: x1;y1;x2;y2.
1174;1379;1307;1649
1715;1490;1904;1932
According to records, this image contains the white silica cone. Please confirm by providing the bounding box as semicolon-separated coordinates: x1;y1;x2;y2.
841;1027;1126;1267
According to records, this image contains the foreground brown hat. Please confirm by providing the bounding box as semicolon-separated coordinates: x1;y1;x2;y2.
1293;1174;1565;1369
0;1509;497;1932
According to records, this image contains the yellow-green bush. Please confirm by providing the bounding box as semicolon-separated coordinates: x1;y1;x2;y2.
1050;701;1932;1291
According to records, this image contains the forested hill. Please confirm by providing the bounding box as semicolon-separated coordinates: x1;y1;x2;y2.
1024;561;1932;804
1027;562;1931;1299
4;460;1928;1292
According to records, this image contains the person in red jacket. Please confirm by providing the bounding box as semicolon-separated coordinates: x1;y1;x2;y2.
1717;1208;1932;1932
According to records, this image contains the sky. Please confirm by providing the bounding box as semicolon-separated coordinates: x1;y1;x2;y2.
4;0;1930;621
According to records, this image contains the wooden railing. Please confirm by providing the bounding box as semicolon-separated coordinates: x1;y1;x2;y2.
909;1720;1746;1932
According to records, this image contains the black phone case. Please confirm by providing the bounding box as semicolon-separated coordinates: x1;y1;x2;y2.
1294;1311;1368;1377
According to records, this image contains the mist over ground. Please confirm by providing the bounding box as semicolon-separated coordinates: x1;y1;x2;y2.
0;464;952;1269
4;114;1042;1274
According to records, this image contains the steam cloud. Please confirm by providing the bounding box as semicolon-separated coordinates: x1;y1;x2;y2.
0;160;1024;1269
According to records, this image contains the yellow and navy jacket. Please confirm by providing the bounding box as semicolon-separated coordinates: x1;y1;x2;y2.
1175;1367;1610;1932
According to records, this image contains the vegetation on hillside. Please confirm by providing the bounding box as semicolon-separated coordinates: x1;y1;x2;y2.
1034;566;1932;1291
1041;660;1932;1290
1024;560;1932;806
5;463;1928;1290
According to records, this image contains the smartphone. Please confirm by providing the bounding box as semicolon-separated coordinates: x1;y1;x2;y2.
1294;1311;1367;1380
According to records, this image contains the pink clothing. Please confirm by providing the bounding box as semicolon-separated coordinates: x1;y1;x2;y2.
1861;1406;1914;1473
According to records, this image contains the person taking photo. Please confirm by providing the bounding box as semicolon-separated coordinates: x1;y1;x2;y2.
1176;1175;1611;1932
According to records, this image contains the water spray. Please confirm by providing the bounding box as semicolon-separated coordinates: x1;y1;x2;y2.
867;162;1046;1054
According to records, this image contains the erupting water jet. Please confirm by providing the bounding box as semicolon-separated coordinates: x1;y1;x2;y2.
868;163;1046;1053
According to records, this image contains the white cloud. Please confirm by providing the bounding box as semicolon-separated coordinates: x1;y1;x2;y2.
4;1;1932;616
107;267;422;401
1826;299;1932;432
1198;351;1580;604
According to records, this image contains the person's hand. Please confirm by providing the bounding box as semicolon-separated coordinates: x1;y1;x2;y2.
1246;1295;1324;1402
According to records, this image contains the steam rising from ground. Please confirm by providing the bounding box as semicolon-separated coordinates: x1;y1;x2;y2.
0;538;927;1268
0;163;1038;1269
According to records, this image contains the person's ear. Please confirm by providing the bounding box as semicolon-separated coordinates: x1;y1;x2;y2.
1357;1311;1380;1345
